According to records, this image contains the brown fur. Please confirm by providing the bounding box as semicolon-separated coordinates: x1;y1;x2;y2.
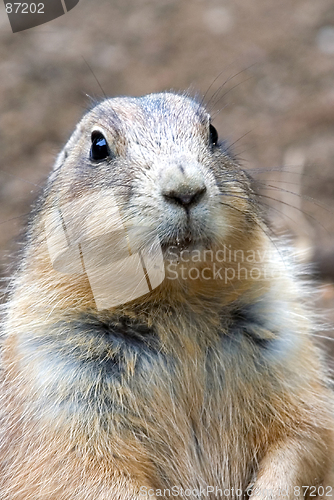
0;92;333;499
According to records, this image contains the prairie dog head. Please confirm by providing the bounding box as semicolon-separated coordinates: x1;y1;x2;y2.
39;92;268;309
50;92;259;244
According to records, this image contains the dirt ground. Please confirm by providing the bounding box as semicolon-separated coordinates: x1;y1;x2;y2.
1;0;334;358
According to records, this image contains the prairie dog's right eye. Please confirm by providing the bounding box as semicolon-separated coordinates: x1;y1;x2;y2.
90;131;110;161
209;124;218;147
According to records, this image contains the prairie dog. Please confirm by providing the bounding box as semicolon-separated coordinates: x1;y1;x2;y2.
0;92;333;499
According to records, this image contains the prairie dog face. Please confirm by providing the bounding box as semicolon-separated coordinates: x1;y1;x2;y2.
49;92;258;255
41;90;266;312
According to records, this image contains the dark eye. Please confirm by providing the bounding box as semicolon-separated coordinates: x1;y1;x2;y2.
90;131;110;161
209;124;218;147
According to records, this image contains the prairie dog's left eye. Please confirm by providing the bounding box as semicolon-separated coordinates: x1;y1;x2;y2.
209;124;218;147
90;131;110;161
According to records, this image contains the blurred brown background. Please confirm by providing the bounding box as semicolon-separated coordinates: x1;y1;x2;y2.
1;0;334;357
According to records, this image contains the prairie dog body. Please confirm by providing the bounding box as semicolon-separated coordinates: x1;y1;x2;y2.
0;92;333;499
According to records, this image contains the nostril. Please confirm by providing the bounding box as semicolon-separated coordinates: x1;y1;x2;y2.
163;186;207;207
176;194;196;205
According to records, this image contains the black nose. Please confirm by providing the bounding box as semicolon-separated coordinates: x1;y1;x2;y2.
163;187;207;207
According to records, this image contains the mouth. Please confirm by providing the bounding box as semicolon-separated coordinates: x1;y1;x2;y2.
156;210;217;251
160;236;193;253
160;233;213;256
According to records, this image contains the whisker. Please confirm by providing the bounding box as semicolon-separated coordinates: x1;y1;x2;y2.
216;176;303;189
232;144;258;158
82;56;107;99
219;192;304;236
0;169;43;189
218;196;287;268
200;67;234;108
247;166;334;184
210;76;254;119
257;193;329;234
205;64;256;110
255;179;302;187
253;200;302;228
227;130;254;149
216;170;333;230
260;183;334;215
0;213;31;225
